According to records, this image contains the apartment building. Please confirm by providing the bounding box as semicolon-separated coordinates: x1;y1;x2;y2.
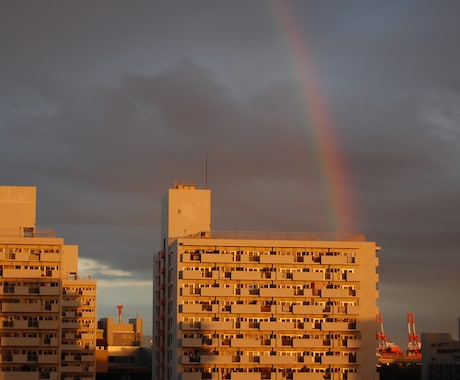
0;186;96;380
153;184;380;380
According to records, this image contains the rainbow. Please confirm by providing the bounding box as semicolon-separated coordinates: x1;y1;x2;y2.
272;2;355;234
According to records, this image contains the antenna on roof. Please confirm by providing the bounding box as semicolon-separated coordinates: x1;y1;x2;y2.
205;152;208;189
116;305;123;324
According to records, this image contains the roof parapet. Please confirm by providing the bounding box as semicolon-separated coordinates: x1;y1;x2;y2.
188;230;366;242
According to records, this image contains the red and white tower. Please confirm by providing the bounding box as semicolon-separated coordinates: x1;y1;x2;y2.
407;313;422;358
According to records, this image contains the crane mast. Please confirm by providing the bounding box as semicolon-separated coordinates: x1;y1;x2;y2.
407;312;422;358
376;312;403;358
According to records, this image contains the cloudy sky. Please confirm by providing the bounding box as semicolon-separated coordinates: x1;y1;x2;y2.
2;1;459;345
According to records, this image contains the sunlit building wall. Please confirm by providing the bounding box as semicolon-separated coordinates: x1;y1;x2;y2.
0;186;96;380
96;314;151;378
153;184;380;380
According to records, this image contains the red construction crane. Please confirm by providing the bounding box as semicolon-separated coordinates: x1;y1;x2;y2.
407;313;422;358
376;312;403;358
117;305;123;324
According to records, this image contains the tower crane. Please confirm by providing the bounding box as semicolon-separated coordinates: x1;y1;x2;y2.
407;313;422;358
376;312;403;358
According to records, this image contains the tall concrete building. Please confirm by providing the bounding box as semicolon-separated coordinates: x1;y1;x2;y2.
0;186;97;380
153;184;380;380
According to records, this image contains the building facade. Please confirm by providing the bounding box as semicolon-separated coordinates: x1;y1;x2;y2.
421;332;460;380
0;186;96;380
153;184;380;380
96;311;151;379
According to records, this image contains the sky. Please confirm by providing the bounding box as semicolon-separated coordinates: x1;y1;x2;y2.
1;1;459;346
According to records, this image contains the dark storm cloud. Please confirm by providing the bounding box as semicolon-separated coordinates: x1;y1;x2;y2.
3;59;324;232
1;1;460;338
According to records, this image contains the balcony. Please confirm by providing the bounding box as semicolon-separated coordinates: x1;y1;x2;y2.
260;288;288;298
181;338;203;347
322;321;355;331
259;255;293;264
346;272;360;281
230;338;265;347
346;339;361;348
40;286;60;295
180;355;199;364
1;336;41;346
231;373;261;380
182;304;218;313
62;299;81;307
293;373;323;380
200;287;233;297
259;354;297;364
292;271;323;281
292;338;324;348
230;271;259;280
61;365;85;372
180;321;200;330
40;252;61;262
347;305;360;315
81;354;95;362
292;304;323;314
80;289;95;296
321;288;353;298
200;321;233;330
0;371;54;380
322;354;352;365
1;303;41;312
259;321;294;330
62;322;81;329
200;254;233;263
321;255;348;265
182;374;218;380
182;253;201;262
231;304;262;314
181;271;218;280
11;354;27;362
200;354;234;364
38;354;59;363
61;343;83;350
2;268;42;278
39;320;59;329
278;337;293;346
8;320;28;329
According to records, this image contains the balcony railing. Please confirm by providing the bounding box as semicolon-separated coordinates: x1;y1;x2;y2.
189;230;366;242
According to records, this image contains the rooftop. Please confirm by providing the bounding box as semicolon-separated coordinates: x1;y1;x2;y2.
188;230;366;242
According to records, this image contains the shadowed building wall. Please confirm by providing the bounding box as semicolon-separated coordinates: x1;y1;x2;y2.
96;314;151;379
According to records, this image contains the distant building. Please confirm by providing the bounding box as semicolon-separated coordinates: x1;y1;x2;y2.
0;186;96;380
152;183;381;380
96;309;151;380
421;331;460;380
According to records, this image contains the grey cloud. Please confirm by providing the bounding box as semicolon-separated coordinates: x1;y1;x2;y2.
2;1;460;339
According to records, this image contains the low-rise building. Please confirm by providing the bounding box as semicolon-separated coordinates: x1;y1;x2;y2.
96;309;151;379
421;330;460;380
